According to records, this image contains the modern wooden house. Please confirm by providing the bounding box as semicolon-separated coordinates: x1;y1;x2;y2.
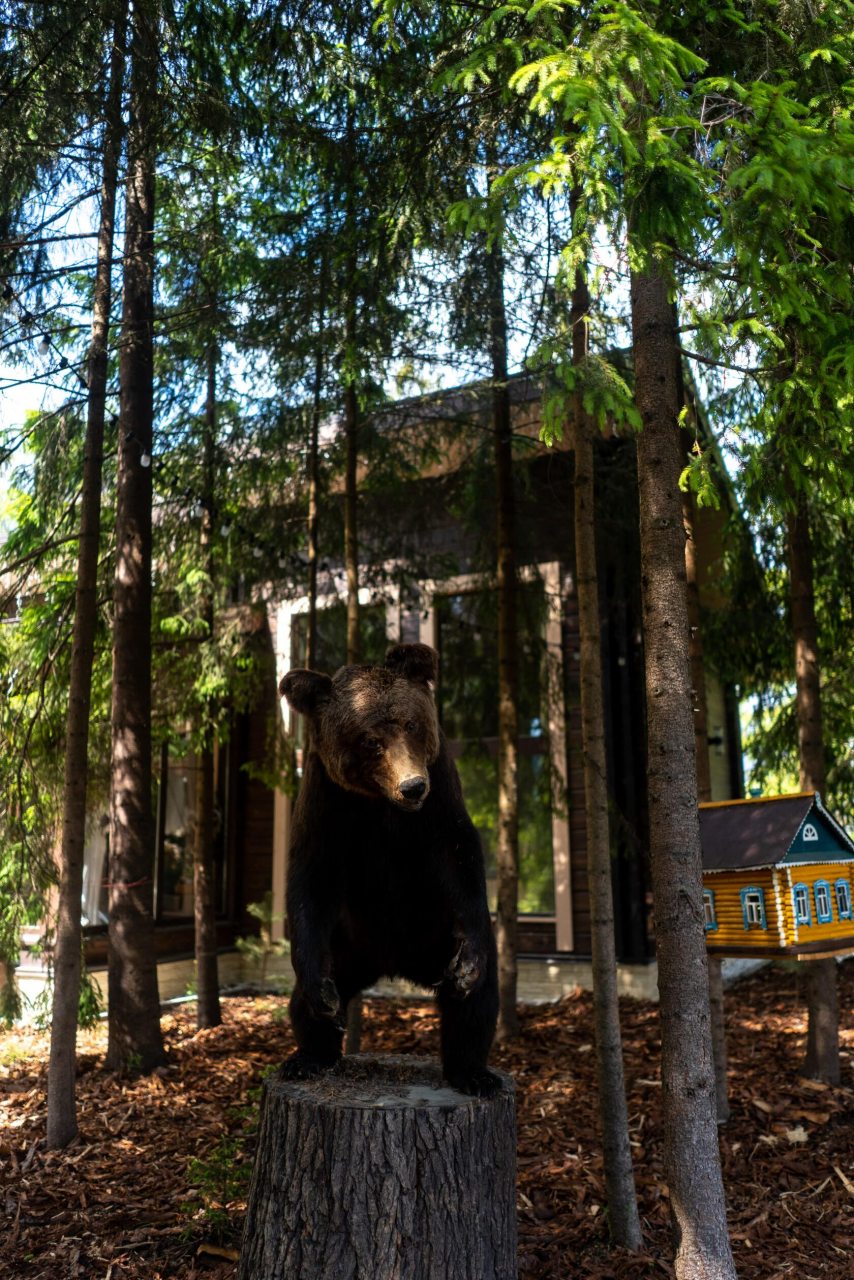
17;371;747;1009
700;793;854;960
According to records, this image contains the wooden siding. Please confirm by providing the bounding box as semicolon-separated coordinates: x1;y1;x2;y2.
781;862;854;948
704;862;854;956
703;869;780;950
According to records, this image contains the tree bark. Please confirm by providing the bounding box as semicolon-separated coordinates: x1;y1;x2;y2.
630;261;736;1280
305;244;328;671
46;4;127;1148
194;338;221;1030
486;174;519;1042
238;1056;517;1280
787;492;839;1084
682;490;730;1123
105;0;165;1074
570;263;642;1248
682;493;712;807
342;100;363;1054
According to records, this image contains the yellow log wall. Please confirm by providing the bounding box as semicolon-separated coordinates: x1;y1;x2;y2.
781;863;854;947
703;862;854;951
702;869;780;950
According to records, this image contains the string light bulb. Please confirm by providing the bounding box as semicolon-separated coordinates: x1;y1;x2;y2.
37;335;50;355
252;544;263;559
140;450;151;468
220;521;231;537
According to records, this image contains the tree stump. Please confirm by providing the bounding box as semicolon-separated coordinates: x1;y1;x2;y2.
238;1055;517;1280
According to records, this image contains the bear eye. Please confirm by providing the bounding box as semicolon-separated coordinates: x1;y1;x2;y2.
365;736;383;754
404;720;417;735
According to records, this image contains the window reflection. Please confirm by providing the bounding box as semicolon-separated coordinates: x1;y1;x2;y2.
436;585;555;916
291;602;390;673
81;815;110;926
159;760;196;918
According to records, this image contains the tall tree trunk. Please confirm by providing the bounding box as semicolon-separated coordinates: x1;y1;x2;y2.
305;247;328;671
105;0;165;1074
570;261;642;1247
46;5;127;1148
683;483;729;1124
343;382;360;670
630;261;736;1280
787;492;839;1084
341;106;362;1052
487;215;519;1042
194;338;221;1030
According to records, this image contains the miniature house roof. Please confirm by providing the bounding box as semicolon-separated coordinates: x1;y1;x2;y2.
699;793;854;873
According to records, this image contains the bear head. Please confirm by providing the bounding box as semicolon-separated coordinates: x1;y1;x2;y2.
279;643;441;811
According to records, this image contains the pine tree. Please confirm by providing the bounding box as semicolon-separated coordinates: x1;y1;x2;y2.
105;0;164;1074
47;1;128;1146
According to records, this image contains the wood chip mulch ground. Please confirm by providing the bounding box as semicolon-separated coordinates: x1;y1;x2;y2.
1;960;853;1279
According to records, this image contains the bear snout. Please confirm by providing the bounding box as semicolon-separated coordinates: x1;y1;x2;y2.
398;775;428;806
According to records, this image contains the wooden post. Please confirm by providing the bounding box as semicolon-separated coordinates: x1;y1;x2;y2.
238;1055;517;1280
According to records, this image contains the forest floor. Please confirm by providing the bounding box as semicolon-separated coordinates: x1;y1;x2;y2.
1;960;853;1280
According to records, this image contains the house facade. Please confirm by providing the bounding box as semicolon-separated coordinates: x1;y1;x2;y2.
17;373;745;1009
701;793;854;960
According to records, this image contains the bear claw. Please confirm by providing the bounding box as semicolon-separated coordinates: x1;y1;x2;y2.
303;976;341;1021
445;938;483;996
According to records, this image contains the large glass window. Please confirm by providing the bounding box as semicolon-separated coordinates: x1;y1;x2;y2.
82;747;229;927
291;603;389;673
82;816;110;926
435;584;554;915
157;756;197;919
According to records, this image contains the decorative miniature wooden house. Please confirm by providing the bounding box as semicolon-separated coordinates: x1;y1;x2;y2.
700;793;854;960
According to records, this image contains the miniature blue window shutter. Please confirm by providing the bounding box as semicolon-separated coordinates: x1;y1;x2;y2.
703;890;718;932
792;883;811;925
814;881;833;923
740;886;766;929
835;879;852;921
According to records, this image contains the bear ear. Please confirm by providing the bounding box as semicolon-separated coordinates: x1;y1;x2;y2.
385;643;438;686
279;669;332;715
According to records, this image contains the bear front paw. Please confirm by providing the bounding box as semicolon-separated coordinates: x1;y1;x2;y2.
445;1067;502;1098
445;937;484;997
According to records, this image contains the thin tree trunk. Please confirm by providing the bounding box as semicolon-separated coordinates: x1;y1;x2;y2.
341;106;362;1052
787;493;839;1084
305;248;327;671
194;338;221;1030
343;381;360;670
630;261;736;1280
682;494;712;806
571;262;642;1247
105;0;165;1074
46;5;127;1148
683;489;729;1123
487;216;519;1042
342;378;363;1055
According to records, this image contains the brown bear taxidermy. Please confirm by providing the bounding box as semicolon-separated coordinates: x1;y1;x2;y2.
279;642;500;1097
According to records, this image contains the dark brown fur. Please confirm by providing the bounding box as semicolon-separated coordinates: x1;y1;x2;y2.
279;643;500;1096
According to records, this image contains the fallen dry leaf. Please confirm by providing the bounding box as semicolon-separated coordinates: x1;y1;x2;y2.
0;960;852;1280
